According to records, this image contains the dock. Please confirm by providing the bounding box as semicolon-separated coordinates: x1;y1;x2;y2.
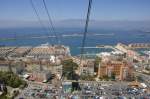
128;43;150;49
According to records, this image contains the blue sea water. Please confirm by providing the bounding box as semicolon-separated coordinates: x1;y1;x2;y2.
0;28;150;56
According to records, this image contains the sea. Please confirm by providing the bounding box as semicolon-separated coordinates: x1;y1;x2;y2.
0;27;150;56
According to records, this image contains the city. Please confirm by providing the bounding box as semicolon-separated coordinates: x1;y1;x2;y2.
0;0;150;99
0;43;150;99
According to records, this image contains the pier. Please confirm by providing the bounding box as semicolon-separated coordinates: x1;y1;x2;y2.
128;43;150;49
78;45;115;49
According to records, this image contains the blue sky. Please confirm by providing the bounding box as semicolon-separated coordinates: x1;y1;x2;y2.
0;0;150;21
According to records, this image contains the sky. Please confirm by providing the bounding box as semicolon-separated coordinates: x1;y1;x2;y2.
0;0;150;21
0;0;150;28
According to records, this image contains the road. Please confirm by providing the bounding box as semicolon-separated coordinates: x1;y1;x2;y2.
134;71;150;86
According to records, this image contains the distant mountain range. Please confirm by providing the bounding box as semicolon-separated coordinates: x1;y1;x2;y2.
0;19;150;31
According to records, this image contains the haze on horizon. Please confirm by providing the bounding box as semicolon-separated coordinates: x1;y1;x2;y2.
0;0;150;30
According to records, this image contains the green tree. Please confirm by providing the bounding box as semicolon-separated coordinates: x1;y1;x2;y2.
111;73;116;80
62;59;78;80
102;75;109;81
94;57;101;72
80;74;95;81
0;71;26;88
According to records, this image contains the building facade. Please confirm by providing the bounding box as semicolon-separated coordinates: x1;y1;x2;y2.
81;60;95;76
98;60;133;80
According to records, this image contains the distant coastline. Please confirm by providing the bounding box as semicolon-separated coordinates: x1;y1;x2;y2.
0;29;150;55
0;33;115;41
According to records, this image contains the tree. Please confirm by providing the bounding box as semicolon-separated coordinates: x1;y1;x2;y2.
62;59;78;80
94;57;101;72
102;75;109;81
80;74;95;81
0;71;26;88
111;73;116;80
